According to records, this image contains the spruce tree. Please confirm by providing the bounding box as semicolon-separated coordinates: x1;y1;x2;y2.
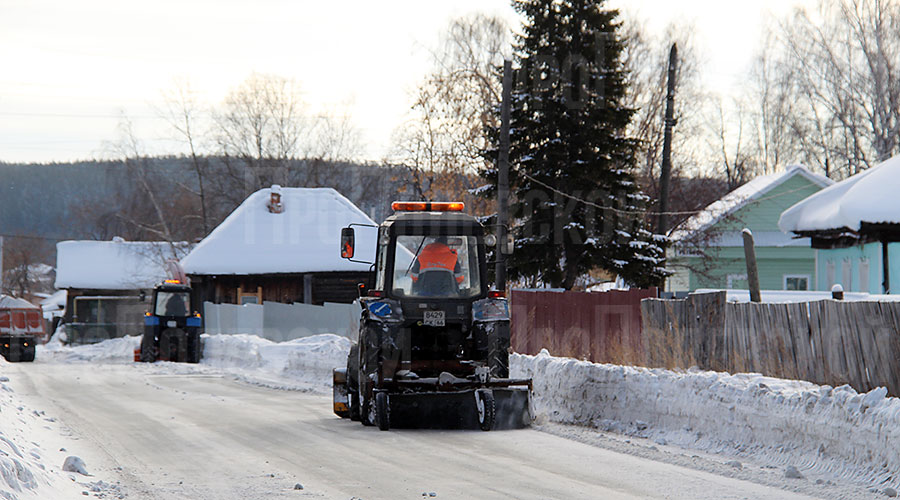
486;0;666;289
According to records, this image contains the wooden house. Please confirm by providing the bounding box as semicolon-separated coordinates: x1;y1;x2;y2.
180;185;376;306
667;165;833;292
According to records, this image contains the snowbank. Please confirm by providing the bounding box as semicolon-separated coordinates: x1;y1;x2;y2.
200;333;350;392
0;371;108;499
36;333;900;491
40;335;140;364
37;333;351;393
512;350;900;491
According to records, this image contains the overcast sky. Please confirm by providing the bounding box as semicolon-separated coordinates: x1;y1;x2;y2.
0;0;814;164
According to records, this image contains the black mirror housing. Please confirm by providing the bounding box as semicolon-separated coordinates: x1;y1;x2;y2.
341;227;355;259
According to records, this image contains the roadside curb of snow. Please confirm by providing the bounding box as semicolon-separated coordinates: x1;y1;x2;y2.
511;349;900;491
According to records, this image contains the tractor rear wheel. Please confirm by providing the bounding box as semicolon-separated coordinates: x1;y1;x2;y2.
375;391;390;431
349;390;361;421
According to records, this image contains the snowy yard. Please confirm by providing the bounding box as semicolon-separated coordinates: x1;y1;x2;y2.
0;333;897;499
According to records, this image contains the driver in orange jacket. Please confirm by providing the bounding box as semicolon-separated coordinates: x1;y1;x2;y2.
410;237;465;286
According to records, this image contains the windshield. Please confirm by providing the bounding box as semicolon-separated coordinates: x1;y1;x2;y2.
392;235;481;298
155;291;191;316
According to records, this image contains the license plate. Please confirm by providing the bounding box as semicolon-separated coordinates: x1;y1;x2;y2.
167;320;177;328
423;310;445;327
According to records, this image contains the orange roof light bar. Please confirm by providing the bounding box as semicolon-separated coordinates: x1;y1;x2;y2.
164;279;181;284
392;201;465;212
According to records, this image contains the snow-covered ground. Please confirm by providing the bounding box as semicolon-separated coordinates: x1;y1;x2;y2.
513;350;900;497
0;370;123;499
4;333;899;498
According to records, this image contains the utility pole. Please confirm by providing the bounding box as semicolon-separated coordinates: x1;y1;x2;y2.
657;43;678;235
0;236;4;296
496;60;512;292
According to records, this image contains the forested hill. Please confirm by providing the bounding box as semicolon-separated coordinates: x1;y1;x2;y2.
0;157;405;245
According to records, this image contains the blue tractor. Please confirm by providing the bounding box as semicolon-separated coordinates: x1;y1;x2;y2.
137;280;202;363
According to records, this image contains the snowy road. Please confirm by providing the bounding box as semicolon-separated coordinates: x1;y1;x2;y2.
6;362;820;500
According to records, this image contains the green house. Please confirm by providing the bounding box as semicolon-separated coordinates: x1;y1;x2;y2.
666;165;833;292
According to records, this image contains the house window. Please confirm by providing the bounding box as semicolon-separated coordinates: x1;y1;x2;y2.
237;286;263;305
726;273;748;289
784;275;810;291
842;259;853;291
859;259;870;293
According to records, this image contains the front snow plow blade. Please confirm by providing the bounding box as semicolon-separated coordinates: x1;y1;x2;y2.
0;334;36;362
389;386;532;430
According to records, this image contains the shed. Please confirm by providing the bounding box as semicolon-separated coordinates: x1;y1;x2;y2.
180;186;376;306
55;239;190;343
667;165;833;292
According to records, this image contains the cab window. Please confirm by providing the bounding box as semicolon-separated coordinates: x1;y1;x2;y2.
155;291;190;316
392;235;481;298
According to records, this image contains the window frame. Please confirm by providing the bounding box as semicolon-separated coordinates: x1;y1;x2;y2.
783;274;811;291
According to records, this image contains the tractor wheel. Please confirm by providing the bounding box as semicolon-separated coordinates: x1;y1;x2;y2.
359;380;375;426
476;389;495;431
349;390;361;421
140;335;158;362
185;331;202;363
375;391;390;431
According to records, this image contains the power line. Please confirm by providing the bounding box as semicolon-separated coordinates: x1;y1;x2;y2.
518;170;823;219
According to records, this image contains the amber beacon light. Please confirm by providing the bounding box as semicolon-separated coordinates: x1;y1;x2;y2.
391;201;465;212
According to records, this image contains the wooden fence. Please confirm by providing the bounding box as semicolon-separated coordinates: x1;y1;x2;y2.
510;288;657;365
641;292;900;396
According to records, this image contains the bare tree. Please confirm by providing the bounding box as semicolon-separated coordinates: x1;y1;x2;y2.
778;0;900;178
160;79;212;235
101;117;204;243
1;236;54;301
747;26;802;175
311;107;365;164
706;96;758;190
389;14;510;213
213;73;316;195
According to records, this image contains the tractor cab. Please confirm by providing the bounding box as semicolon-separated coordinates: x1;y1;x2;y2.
137;279;202;363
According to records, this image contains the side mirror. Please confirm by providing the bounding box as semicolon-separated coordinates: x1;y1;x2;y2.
341;227;355;259
501;234;514;255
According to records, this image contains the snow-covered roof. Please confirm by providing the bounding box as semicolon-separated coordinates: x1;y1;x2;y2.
55;240;191;290
180;187;376;275
40;290;66;310
0;295;39;310
671;165;833;241
779;155;900;234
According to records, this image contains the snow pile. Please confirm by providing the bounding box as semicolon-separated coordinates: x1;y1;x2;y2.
0;373;95;499
512;350;900;490
39;335;139;364
37;333;351;393
201;334;350;391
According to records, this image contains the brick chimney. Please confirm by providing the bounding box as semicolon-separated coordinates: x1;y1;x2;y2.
267;184;284;214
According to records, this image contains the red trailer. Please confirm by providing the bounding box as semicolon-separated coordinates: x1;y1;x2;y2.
0;295;42;362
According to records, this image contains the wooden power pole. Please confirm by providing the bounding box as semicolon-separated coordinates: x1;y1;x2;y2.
496;60;512;292
657;43;678;235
